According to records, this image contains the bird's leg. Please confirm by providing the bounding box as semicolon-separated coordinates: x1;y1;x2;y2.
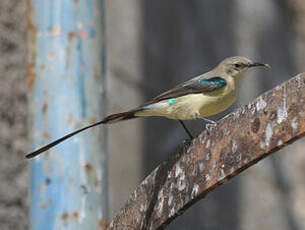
179;120;193;139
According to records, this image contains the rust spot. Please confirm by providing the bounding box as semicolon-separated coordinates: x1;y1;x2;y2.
251;118;260;134
43;131;51;139
288;103;297;114
42;102;48;114
73;212;79;219
26;62;36;92
99;219;108;230
89;118;97;125
40;183;46;192
45;177;51;185
274;125;281;134
40;199;52;210
68;31;77;42
40;203;47;209
85;163;93;174
48;51;55;60
220;150;239;170
61;212;69;224
25;0;37;92
94;178;100;188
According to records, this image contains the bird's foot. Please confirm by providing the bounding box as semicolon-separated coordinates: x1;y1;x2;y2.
205;122;216;133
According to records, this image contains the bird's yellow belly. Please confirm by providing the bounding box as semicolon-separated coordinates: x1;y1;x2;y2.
198;92;236;117
172;91;236;119
136;89;236;120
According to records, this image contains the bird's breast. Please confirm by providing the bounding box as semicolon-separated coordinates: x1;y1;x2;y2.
198;83;236;117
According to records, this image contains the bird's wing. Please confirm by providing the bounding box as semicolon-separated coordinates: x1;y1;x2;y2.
142;76;227;106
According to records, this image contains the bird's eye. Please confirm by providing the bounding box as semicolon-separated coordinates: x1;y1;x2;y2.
234;63;241;68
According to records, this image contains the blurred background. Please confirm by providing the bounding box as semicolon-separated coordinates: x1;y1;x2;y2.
1;0;305;229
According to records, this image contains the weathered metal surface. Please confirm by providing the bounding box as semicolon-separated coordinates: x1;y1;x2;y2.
26;0;108;229
109;73;305;230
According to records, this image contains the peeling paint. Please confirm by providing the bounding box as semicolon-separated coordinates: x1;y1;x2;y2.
205;139;211;148
219;168;226;180
199;162;205;172
243;157;250;164
191;184;199;198
232;139;237;153
249;104;256;114
291;117;298;133
175;163;183;177
177;172;186;191
157;190;165;216
277;140;283;146
277;86;288;124
140;203;147;212
167;170;172;179
168;194;173;206
265;123;273;148
192;166;197;176
169;207;175;218
205;152;211;161
277;106;288;124
256;96;267;111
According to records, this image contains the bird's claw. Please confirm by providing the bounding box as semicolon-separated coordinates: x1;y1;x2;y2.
205;123;216;132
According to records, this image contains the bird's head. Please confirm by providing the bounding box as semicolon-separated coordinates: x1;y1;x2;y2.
218;56;270;79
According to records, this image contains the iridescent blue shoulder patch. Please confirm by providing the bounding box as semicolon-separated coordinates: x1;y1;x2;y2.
167;98;175;105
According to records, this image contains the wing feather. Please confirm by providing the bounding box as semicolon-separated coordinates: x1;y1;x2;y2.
141;76;227;107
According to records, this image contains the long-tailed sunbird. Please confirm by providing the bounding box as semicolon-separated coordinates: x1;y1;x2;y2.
26;56;269;159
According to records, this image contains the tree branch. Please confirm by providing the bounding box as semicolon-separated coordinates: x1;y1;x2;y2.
109;73;305;230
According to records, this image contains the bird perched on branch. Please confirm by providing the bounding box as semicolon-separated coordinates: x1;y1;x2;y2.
26;56;269;159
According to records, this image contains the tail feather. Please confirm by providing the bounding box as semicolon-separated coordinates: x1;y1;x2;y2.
102;109;140;124
25;109;142;159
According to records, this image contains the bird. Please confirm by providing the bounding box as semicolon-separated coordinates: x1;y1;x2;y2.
26;56;270;159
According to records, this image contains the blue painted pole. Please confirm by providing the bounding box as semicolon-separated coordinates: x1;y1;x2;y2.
26;0;108;229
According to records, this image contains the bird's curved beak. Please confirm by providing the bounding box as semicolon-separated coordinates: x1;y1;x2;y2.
248;62;270;68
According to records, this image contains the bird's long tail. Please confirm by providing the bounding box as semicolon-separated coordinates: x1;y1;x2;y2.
25;109;141;159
